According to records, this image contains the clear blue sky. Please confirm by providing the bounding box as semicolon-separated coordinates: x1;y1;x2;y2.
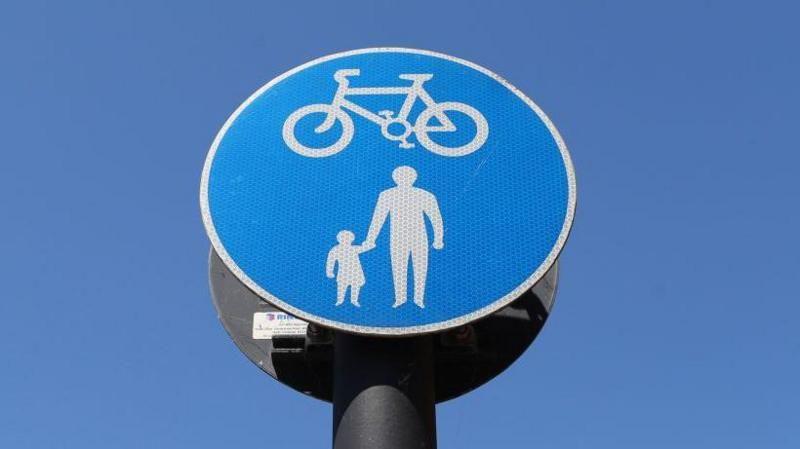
1;1;798;447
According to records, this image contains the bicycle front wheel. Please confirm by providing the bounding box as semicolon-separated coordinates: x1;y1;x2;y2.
415;102;488;157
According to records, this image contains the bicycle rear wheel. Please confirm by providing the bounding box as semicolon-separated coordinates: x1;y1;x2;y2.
282;104;354;158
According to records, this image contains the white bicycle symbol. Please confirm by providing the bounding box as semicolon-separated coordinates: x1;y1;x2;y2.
282;69;489;158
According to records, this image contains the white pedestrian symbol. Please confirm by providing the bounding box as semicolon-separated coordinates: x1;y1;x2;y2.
326;230;368;307
362;166;444;309
325;167;444;310
283;68;489;158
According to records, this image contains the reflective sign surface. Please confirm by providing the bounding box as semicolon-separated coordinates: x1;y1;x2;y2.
201;48;575;335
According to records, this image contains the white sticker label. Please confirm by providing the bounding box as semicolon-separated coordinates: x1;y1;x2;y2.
252;312;308;339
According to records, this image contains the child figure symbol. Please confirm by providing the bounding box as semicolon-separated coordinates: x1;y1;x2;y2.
326;230;368;307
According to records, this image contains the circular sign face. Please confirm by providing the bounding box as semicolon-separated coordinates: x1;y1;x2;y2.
201;48;576;335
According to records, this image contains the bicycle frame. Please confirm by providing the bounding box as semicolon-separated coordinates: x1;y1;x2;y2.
317;72;455;133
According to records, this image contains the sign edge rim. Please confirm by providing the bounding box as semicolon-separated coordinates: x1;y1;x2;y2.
199;46;577;336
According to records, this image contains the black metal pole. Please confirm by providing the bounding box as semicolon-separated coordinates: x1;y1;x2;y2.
333;332;436;449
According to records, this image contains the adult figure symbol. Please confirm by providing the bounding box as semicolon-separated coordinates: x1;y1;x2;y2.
363;166;444;309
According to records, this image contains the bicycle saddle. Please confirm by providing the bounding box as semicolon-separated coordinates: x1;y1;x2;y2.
334;69;361;82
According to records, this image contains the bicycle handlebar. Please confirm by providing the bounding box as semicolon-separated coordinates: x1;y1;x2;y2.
334;69;361;82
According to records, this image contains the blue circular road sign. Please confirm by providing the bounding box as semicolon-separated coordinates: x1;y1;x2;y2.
200;48;576;335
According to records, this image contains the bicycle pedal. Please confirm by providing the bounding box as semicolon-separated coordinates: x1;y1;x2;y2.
399;143;415;149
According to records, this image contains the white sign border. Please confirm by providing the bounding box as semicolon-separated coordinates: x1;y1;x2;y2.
200;47;577;336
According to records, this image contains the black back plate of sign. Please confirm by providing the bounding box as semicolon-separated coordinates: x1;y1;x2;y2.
209;248;557;403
